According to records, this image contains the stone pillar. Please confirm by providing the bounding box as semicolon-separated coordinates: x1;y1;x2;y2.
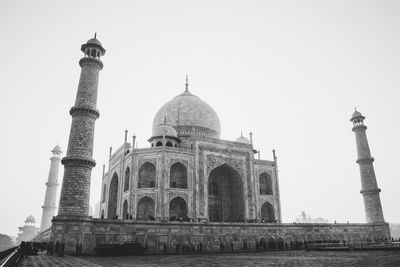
350;110;384;223
40;145;62;232
58;36;106;217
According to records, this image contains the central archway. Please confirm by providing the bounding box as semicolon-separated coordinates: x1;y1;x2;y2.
208;164;245;222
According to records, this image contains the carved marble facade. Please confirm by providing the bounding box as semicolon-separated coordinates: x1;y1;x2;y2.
100;138;281;224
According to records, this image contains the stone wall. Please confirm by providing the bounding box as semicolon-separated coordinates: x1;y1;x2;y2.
51;217;390;254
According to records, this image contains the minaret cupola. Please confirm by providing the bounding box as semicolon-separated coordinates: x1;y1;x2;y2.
81;33;106;60
350;109;366;127
148;118;181;147
51;144;62;157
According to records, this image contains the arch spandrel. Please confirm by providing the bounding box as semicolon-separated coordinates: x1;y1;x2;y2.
136;193;156;203
169;158;189;169
168;191;189;203
137;158;157;169
206;154;245;179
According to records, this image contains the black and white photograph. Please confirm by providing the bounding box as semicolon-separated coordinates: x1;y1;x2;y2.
0;1;400;266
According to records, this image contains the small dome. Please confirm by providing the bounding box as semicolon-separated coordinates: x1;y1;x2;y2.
350;109;365;121
86;37;102;46
25;215;36;224
52;144;62;154
152;123;178;137
235;135;251;144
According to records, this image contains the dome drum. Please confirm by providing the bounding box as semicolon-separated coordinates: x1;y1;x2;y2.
174;125;220;139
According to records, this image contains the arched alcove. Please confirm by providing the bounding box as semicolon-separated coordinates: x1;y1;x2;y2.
138;162;156;188
136;196;155;220
208;164;245;222
107;173;118;219
169;197;188;220
261;202;275;223
124;167;130;192
102;184;106;203
268;237;277;250
259;172;273;195
122;200;128;220
170;162;188;189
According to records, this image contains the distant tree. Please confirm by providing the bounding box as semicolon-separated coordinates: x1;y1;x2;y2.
295;211;329;223
0;234;14;252
389;223;400;240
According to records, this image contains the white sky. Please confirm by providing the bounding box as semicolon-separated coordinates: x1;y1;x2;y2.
0;0;399;237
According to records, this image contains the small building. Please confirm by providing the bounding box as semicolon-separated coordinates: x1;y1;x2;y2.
17;215;39;243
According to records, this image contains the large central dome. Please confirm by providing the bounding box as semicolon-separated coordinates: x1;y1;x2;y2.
152;89;221;139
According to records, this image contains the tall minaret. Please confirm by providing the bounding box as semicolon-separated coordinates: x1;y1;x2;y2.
40;144;62;232
58;35;106;217
350;109;385;223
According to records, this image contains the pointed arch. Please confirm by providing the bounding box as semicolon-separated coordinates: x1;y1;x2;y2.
122;199;128;220
261;202;275;223
259;172;273;195
136;196;155;220
107;173;118;219
169;197;188;220
124;167;130;192
138;162;156;188
170;162;188;189
208;163;245;222
268;237;277;250
102;184;106;203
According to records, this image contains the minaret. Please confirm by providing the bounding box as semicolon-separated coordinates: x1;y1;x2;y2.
40;145;62;232
58;35;106;217
350;109;385;223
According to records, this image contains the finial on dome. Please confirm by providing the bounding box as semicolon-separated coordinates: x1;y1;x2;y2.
94;32;97;38
240;130;243;137
185;75;189;92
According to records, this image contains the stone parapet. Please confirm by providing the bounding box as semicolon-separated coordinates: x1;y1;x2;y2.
51;217;391;254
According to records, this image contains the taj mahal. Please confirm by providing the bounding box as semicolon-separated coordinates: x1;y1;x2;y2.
48;35;390;254
100;76;280;225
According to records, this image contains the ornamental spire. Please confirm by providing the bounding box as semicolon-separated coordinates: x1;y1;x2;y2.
185;75;189;92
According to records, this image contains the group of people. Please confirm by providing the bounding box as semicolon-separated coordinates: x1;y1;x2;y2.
172;242;203;253
46;241;65;256
20;242;40;257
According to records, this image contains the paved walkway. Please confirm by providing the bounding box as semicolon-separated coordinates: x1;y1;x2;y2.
19;254;101;267
19;250;400;267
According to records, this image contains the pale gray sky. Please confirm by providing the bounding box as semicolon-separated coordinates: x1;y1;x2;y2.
0;0;399;236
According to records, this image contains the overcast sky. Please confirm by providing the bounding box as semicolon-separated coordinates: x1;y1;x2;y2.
0;0;399;236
